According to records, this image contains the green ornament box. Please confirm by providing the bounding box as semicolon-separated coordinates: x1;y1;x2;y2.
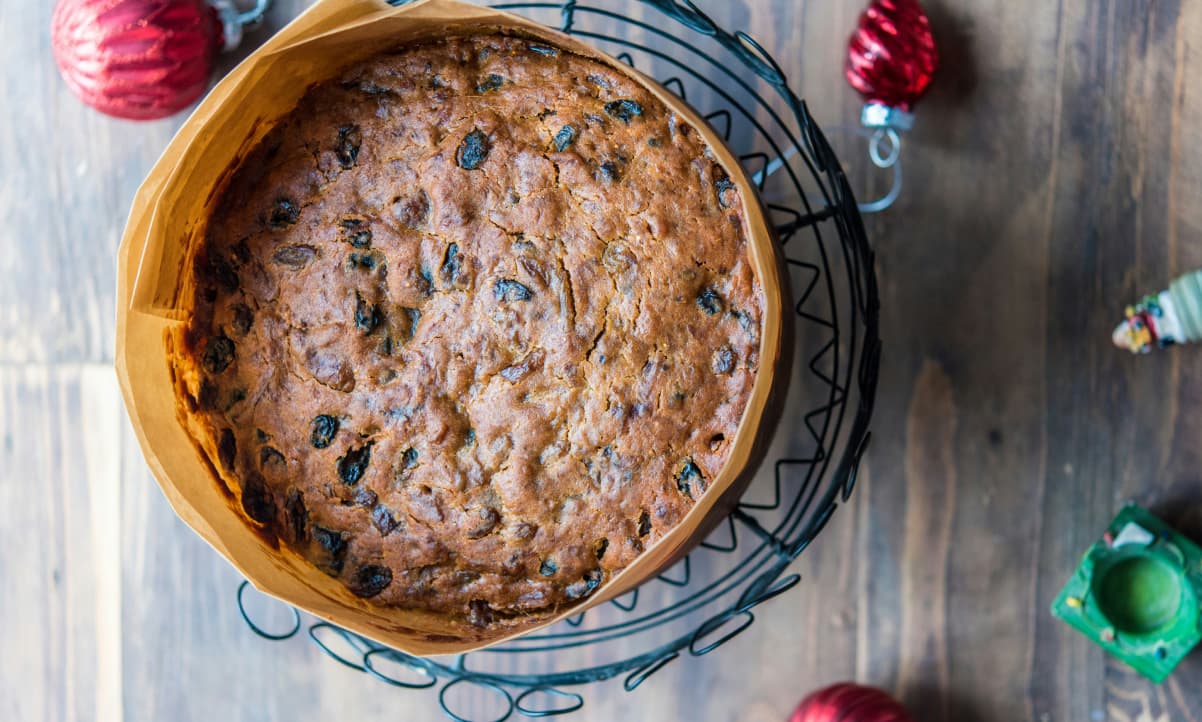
1052;504;1202;683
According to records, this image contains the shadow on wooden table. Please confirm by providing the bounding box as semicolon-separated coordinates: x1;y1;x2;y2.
1149;492;1202;543
922;1;979;110
901;681;986;722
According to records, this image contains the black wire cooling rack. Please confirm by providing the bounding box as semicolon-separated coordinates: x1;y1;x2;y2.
235;1;881;719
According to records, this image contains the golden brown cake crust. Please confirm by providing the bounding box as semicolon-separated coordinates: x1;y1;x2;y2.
173;34;763;624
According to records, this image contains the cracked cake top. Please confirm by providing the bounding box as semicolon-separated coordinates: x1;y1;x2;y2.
171;33;764;627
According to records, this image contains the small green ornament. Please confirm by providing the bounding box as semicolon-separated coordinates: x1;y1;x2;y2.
1052;504;1202;683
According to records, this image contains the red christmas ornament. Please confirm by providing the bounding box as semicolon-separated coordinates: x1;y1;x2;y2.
51;0;268;121
845;0;938;129
52;0;222;120
790;683;914;722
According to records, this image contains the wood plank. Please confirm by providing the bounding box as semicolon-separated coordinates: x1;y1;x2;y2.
0;366;123;722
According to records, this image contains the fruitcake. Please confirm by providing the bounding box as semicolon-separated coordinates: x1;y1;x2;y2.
171;33;764;626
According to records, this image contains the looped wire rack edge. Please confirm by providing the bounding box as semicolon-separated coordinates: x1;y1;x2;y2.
235;1;881;720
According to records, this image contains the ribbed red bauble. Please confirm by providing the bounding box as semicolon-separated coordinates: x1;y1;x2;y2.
51;0;223;120
790;683;914;722
846;0;938;129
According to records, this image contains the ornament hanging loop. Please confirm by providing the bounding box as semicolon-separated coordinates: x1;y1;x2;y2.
868;128;900;169
854;126;902;214
212;0;272;52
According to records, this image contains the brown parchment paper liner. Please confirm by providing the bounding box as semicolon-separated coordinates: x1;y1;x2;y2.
116;0;789;656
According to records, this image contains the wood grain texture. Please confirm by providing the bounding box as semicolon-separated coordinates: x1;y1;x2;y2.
3;0;1202;720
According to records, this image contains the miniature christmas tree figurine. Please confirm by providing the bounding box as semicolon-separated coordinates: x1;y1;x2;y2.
1113;269;1202;353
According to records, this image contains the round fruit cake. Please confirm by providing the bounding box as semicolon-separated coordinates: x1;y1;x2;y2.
171;33;765;627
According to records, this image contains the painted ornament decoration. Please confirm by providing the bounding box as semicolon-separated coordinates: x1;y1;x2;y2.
51;0;267;121
846;0;939;130
790;682;914;722
1113;268;1202;353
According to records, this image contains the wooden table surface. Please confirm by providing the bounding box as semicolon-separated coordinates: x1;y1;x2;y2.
5;0;1202;720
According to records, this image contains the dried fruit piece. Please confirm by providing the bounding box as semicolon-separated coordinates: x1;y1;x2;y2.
310;415;339;449
354;292;381;334
217;428;237;471
202;335;235;373
401;447;418;469
455;570;482;586
539;559;558;576
349;565;392;598
207;256;239;292
240;473;275;524
494;278;532;302
337;441;374;485
271;244;316;269
676;459;704;500
595;538;609;559
230;303;254;336
335;125;361;169
269;198;299;228
440;243;461;284
598;160;621;183
346;252;378;271
197;380;218;410
637;510;652;537
713;346;735;374
284;488;308;543
347;79;393;96
475;74;504;93
732;308;756;333
565;569;603;599
352;487;378;507
603;99;643;123
231;238;252;265
456;129;490;170
553;125;577;151
372;505;401;535
697;288;724;315
313;525;347;574
467;599;494;627
377;336;395;358
258;446;286;474
340;219;372;248
399;307;422;340
715;177;736;209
